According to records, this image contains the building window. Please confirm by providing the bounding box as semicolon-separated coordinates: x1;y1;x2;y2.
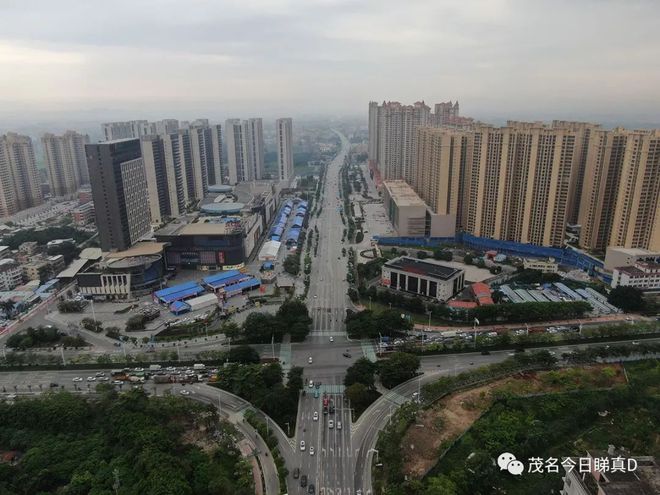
429;281;437;298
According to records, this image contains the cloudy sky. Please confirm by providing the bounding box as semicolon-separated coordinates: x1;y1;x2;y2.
1;0;659;124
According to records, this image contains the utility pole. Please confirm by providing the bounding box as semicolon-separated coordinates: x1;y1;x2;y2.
90;298;96;323
60;346;66;365
271;334;275;360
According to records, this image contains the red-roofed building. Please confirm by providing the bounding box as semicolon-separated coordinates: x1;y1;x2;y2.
471;282;494;305
448;300;478;309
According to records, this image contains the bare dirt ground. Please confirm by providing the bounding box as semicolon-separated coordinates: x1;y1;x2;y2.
402;364;626;477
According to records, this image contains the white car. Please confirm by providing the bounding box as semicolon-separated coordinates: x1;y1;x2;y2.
309;446;315;456
98;376;109;381
328;420;334;429
308;357;313;364
179;389;191;396
300;441;306;451
337;421;342;430
112;380;123;385
86;376;96;382
72;377;83;382
309;380;314;388
313;295;318;299
313;412;319;421
330;336;334;342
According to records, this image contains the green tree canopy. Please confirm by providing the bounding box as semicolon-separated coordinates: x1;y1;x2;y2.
607;286;646;312
378;352;421;389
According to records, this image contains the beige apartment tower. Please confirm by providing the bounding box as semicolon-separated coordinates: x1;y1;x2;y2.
276;118;294;182
579;128;660;252
0;132;43;216
377;101;431;183
42;131;90;196
413;127;468;230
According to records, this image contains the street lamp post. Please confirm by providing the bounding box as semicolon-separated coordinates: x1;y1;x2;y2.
473;318;479;349
285;422;290;436
426;310;432;332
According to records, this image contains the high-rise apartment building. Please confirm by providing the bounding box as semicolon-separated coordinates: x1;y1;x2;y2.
210;124;223;185
409;122;584;247
153;119;179;136
101;120;150;141
578;128;660;252
42;131;90;196
276;118;294;182
225;118;265;183
368;101;432;183
0;132;43;216
413;127;468;229
188;125;212;198
86;139;151;251
377;101;431;183
433;101;460;125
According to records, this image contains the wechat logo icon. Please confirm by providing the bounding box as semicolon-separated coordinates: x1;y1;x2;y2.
498;452;524;475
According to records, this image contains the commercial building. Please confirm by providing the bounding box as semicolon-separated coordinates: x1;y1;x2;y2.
523;258;559;273
381;180;455;237
0;132;43;216
76;242;167;300
578;128;660;252
86;138;151;251
276;118;294;182
381;256;465;302
604;247;660;271
0;259;23;291
42;131;91;195
612;261;660;290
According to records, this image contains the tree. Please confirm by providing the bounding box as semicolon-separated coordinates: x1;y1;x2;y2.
425;475;458;495
228;345;260;364
345;383;374;412
0;300;15;318
125;314;147;331
417;250;428;259
463;254;473;265
105;326;121;340
607;286;645;312
242;312;281;343
355;231;364;243
221;321;241;339
283;254;300;275
344;358;377;389
378;352;420;389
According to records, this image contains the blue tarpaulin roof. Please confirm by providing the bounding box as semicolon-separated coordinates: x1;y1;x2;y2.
203;270;241;285
271;225;284;236
271;235;280;241
286;229;301;242
292;217;304;227
155;281;200;298
262;262;274;270
170;301;190;314
157;285;204;303
226;278;261;293
208;274;245;289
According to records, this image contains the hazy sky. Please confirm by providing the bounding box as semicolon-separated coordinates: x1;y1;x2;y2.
1;0;659;123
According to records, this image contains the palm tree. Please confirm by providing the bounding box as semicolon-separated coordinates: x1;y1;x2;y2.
0;300;15;319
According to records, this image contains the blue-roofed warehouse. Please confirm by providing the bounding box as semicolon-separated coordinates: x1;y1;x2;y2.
286;228;301;244
202;270;247;290
154;281;205;304
170;300;191;315
292;217;304;228
224;277;261;296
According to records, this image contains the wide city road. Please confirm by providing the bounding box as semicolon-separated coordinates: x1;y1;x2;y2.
287;130;361;495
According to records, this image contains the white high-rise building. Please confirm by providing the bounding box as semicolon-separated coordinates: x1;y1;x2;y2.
225;118;265;183
210;124;222;185
42;131;90;196
101;120;150;141
0;132;43;216
276;118;294;182
246;118;265;181
371;101;431;182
